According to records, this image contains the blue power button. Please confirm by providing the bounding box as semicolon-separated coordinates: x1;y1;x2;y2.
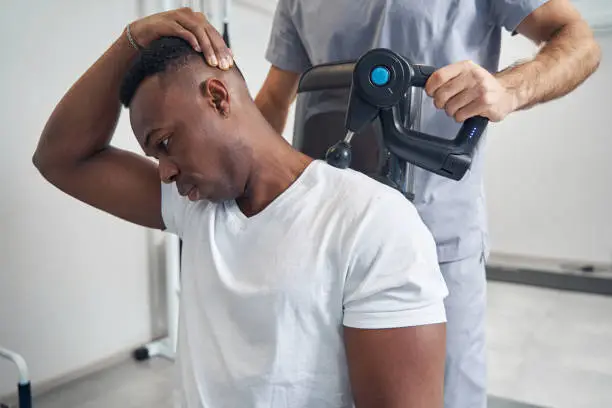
370;66;390;86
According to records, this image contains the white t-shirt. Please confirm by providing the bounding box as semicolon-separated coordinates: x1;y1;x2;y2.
161;159;449;408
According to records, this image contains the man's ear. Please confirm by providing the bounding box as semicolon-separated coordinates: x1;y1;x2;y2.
201;78;230;118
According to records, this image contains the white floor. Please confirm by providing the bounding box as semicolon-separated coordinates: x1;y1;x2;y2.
486;282;612;408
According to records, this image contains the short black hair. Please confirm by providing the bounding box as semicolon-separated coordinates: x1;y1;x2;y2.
119;36;244;107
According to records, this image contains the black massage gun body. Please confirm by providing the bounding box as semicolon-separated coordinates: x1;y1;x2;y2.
297;48;489;183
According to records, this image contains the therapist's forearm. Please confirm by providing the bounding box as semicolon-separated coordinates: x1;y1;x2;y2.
255;92;292;134
496;20;601;112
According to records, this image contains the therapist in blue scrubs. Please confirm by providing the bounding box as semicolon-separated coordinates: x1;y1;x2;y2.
252;0;600;407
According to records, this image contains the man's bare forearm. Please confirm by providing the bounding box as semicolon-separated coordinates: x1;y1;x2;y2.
33;29;137;171
496;20;601;112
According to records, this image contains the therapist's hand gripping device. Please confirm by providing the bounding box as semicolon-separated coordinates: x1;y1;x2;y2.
297;48;489;199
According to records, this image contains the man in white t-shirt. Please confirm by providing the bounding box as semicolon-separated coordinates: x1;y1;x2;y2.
33;9;449;407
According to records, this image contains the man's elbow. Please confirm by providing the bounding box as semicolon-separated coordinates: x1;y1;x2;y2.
32;144;49;175
32;130;68;180
32;138;56;177
32;152;60;187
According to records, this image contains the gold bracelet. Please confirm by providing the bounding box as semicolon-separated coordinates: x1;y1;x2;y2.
126;23;142;50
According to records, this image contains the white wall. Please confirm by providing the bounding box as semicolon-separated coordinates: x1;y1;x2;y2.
0;0;152;397
484;29;612;266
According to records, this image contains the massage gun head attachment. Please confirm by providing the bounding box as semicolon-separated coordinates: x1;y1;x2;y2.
325;141;352;169
325;131;355;169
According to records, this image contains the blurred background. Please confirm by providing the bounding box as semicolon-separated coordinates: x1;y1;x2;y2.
1;1;611;407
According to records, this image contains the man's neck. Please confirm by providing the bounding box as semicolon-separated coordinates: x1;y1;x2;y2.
236;138;313;218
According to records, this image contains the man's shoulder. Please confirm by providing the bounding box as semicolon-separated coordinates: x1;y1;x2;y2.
312;161;414;208
308;160;421;226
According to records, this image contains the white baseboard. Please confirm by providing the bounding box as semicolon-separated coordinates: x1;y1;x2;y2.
487;251;612;275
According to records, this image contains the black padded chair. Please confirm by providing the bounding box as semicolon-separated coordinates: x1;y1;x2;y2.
291;87;420;190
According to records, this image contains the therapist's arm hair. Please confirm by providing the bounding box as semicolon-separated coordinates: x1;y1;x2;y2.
344;323;446;408
496;0;601;111
255;65;300;134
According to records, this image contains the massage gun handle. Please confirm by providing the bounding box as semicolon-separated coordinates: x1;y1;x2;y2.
380;108;488;180
403;62;489;157
411;64;436;87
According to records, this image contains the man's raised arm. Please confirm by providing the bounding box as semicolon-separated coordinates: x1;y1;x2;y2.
32;8;232;229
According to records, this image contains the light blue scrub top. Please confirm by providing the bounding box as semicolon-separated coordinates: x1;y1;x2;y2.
265;0;548;263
